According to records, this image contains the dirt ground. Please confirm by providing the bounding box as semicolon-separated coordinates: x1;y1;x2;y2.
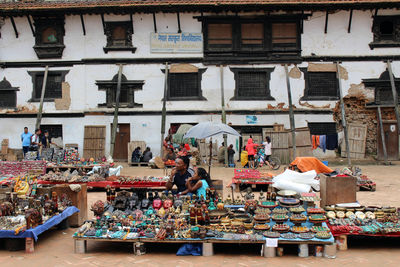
1;163;400;267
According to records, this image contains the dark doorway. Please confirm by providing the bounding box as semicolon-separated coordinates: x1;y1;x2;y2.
377;121;399;160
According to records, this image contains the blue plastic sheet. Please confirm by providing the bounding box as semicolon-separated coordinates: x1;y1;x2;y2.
0;206;79;241
176;243;202;256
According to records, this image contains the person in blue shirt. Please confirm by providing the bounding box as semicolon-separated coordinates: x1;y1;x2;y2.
185;167;213;200
21;127;32;156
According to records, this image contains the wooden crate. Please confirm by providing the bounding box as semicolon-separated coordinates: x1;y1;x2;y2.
51;184;87;227
320;174;357;207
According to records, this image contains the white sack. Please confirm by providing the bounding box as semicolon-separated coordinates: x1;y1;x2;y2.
272;169;319;193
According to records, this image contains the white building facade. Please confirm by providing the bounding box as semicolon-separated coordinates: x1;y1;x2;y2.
0;0;399;160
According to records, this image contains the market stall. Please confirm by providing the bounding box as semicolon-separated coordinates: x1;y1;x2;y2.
73;188;335;258
228;169;274;193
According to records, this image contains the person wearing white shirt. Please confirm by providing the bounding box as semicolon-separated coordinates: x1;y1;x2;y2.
262;136;272;168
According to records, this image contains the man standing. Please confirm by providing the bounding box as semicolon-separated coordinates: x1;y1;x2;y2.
21;127;32;156
30;129;42;160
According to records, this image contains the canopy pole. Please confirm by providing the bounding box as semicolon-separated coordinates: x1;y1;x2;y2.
110;64;123;158
35;65;49;130
160;62;169;156
284;64;296;161
220;65;228;167
336;62;351;166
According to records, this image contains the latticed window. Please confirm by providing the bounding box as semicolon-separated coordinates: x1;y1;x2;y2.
29;71;69;102
169;73;199;98
0;91;16;108
230;68;275;100
301;69;339;100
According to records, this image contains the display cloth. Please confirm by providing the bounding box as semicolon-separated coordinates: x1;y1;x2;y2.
0;206;79;241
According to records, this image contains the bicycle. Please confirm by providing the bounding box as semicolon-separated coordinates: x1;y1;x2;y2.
254;147;281;170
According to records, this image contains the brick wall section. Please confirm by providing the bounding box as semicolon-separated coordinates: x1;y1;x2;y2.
333;96;396;155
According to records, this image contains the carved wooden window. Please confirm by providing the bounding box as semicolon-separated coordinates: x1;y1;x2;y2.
96;74;143;108
104;21;136;53
370;16;400;49
203;17;301;61
167;70;206;100
301;69;339;100
363;70;400;104
33;17;65;59
28;71;69;102
0;78;19;108
230;68;275;100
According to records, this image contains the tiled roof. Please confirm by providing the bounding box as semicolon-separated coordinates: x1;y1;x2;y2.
0;0;399;12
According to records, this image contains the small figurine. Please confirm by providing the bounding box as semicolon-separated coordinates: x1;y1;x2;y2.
224;194;232;205
259;190;266;202
244;187;254;200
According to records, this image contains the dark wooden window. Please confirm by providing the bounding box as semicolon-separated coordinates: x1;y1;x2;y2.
104;21;136;53
308;122;337;135
28;71;69;102
301;69;339;100
33;16;65;59
203;16;301;61
363;70;400;104
167;70;206;100
230;68;275;100
96;74;144;108
0;78;19;108
40;125;63;139
370;16;400;49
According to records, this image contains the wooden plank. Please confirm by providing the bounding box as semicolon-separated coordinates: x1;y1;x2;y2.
341;123;367;159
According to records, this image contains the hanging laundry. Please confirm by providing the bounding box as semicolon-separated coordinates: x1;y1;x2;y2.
326;134;338;150
311;135;320;150
319;135;326;153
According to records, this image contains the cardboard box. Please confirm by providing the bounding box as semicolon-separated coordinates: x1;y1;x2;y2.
320;174;357;207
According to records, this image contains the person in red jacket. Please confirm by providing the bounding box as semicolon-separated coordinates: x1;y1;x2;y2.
245;137;258;168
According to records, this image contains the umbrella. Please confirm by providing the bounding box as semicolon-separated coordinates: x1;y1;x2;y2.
183;122;240;139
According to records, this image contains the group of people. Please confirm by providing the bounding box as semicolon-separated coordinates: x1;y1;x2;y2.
165;156;212;199
131;146;153;163
241;136;272;168
21;127;54;159
218;142;236;166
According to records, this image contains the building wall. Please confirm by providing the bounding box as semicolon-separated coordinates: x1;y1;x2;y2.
1;10;400;158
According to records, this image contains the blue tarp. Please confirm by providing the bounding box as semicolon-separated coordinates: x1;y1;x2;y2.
0;206;79;241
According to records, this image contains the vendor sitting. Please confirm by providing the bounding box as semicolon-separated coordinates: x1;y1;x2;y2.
165;156;194;194
185;167;212;199
163;147;176;162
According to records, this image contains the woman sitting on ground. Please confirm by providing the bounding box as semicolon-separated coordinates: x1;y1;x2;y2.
131;147;141;163
185;167;213;199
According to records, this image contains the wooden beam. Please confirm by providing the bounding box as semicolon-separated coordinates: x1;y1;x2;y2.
347;9;353;33
10;16;18;38
387;60;400;138
301;11;304;34
101;14;105;34
160;62;168;156
284;64;296;161
153;12;157;33
220;65;228;167
177;12;182;33
374;9;379;17
80;14;86;36
336;62;351;166
26;15;35;37
130;14;134;34
110;64;124;158
377;106;389;165
35;66;49;130
324;11;329;34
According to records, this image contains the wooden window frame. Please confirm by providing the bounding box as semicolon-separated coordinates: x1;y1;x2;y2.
300;68;339;101
104;21;137;53
96;74;144;108
28;70;69;102
230;68;275;101
161;69;207;101
363;70;400;104
33;16;65;59
370;15;400;49
0;78;19;109
202;16;301;61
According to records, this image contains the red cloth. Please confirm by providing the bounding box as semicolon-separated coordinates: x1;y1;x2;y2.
184;144;190;151
245;138;258;156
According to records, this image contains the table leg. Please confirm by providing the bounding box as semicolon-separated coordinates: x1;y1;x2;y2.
263;245;276;258
25;237;34;253
202;243;214;256
74;239;87;254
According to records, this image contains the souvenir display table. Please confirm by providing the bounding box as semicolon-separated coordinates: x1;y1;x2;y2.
0;161;46;176
37;180;167;189
73;189;334;257
228;169;274;192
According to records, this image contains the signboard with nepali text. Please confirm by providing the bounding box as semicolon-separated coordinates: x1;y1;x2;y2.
150;33;203;53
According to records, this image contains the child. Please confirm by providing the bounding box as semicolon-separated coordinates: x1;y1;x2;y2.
186;167;213;199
